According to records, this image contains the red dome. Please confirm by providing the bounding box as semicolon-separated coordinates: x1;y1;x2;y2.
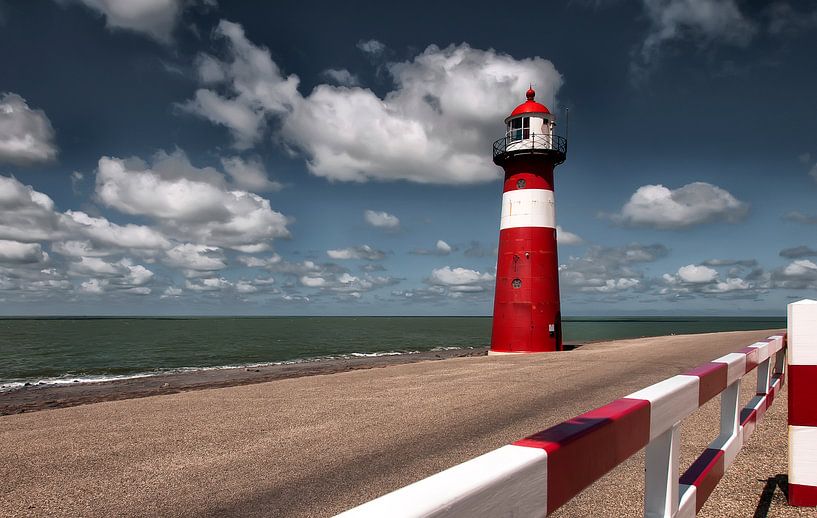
509;86;550;117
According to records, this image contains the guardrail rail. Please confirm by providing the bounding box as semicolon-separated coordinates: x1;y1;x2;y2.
337;334;787;518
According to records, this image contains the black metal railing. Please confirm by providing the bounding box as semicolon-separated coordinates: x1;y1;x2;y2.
492;133;567;165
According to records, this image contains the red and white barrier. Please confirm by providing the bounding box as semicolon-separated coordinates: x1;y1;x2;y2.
336;334;786;517
788;299;817;507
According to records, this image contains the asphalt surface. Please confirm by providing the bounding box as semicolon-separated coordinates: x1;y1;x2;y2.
1;329;807;517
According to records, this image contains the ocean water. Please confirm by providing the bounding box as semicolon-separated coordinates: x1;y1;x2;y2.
0;316;784;390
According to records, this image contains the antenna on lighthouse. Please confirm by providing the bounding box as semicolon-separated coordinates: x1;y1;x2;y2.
565;107;570;145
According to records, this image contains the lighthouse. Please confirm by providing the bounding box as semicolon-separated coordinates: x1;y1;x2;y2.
490;87;567;354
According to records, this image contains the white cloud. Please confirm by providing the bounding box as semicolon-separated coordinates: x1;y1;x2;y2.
326;244;385;260
708;277;751;293
69;256;154;285
164;243;226;273
185;277;232;292
0;175;63;242
182;89;265;149
410;239;456;256
556;226;583;245
635;0;756;71
357;39;386;55
235;280;258;293
183;23;563;184
364;209;400;230
237;253;282;268
772;260;817;289
0;240;48;264
609;182;748;229
161;286;183;298
782;259;817;277
323;68;360;86
64;210;170;250
80;278;106;294
179;20;299;147
430;266;494;286
220;155;282;192
584;278;641;293
784;211;817;225
677;264;718;283
560;243;668;294
300;275;327;287
435;240;452;255
94;150;290;249
399;265;495;299
65;0;195;43
0;93;58;165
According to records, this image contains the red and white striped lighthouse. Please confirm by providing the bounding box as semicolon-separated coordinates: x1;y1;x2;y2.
490;87;567;354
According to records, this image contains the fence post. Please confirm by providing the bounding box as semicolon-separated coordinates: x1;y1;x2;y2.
644;424;680;518
787;299;817;507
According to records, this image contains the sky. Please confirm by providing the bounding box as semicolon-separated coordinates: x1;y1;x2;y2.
0;0;816;316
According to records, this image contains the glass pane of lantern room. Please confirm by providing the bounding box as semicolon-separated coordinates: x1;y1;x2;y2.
511;118;522;141
522;117;530;139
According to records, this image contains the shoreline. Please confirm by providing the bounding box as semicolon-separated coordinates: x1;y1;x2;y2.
0;346;490;415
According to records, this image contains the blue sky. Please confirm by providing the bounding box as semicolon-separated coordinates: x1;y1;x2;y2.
0;0;816;316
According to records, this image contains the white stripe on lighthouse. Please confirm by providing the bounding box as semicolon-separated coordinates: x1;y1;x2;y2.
500;188;556;230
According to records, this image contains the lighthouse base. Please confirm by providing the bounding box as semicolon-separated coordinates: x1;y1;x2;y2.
487;350;552;356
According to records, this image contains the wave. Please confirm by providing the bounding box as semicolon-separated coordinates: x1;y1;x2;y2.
0;346;477;392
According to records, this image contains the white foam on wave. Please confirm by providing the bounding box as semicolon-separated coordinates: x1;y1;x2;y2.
0;372;156;392
0;346;477;392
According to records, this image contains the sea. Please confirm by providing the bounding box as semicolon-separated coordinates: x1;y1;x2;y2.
0;316;784;391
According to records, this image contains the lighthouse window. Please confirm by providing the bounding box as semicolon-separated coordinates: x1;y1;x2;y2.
512;278;522;289
508;117;530;141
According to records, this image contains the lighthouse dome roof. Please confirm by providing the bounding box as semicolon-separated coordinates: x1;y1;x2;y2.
509;87;550;117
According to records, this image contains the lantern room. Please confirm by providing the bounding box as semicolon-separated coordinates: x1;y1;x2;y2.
505;87;554;142
493;86;567;166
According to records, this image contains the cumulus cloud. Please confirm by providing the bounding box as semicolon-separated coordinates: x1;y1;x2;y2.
780;246;817;259
411;239;455;256
393;265;495;300
364;209;400;230
772;259;817;289
164;243;226;274
0;175;63;242
0;93;58;165
357;39;386;55
676;264;718;283
430;266;494;287
784;211;817;224
560;243;668;294
701;258;758;268
220;156;283;192
185;277;232;292
94;150;290;250
182;22;563;184
326;245;386;260
64;210;170;250
323;68;360;86
607;182;748;229
633;0;756;77
556;226;583;245
64;0;202;43
0;240;49;264
659;260;767;298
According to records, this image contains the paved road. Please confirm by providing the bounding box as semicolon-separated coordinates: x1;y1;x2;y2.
1;329;804;517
